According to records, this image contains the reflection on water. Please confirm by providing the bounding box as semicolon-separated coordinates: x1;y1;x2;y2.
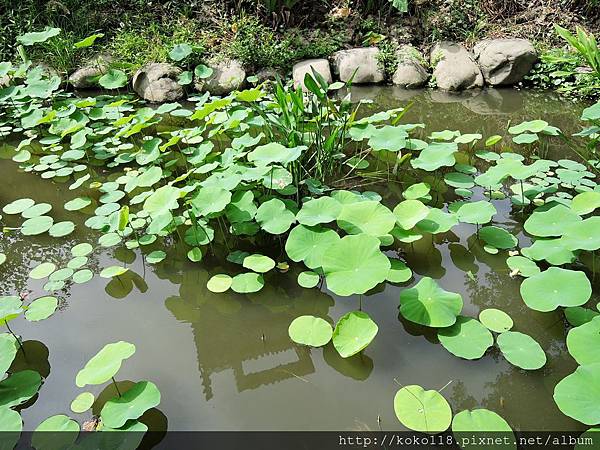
0;88;595;432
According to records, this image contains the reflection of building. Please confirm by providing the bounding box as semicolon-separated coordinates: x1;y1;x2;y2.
164;268;334;400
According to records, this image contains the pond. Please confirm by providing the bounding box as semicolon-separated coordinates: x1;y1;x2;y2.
0;84;599;440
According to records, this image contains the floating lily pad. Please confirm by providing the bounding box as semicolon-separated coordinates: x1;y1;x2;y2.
321;234;390;296
206;274;232;293
387;259;412;283
554;363;600;425
479;309;513;333
71;243;93;257
231;273;264;293
242;254;275;273
437;316;493;360
0;334;18;374
25;296;58;322
70;392;95;413
146;250;166;264
393;385;452;434
564;307;599;327
332;311;378;358
3;198;35;215
288;315;333;347
479;226;517;249
297;271;320;288
524;204;581;237
403;183;431;200
400;277;463;327
497;331;546;370
456;201;497;225
21;216;54;236
22;203;52;219
571;191;600;215
521;238;577;265
416;208;458;234
452;409;515;449
567;316;600;365
99;266;129;278
48;221;75;237
29;262;56;279
72;269;93;284
520;267;591;312
256;198;295;234
506;256;540;277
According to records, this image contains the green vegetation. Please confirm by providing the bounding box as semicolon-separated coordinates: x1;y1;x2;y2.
2;16;600;441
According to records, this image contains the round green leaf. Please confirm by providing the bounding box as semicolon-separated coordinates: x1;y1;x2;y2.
416;208;458;234
64;197;92;211
524;204;581;237
285;225;340;270
22;216;54;236
100;381;160;428
387;259;412;283
562;217;600;251
296;197;342;226
297;271;320;288
72;269;93;284
71;243;93;257
99;266;129;278
452;409;515;449
22;203;52;218
187;247;203;262
29;262;56;279
554;363;600;425
288;315;333;347
403;183;431;200
0;334;18;375
399;277;463;327
567;316;600;365
256;199;295;234
520;267;591;312
479;226;517;249
497;331;546;370
437;316;493;360
207;274;232;293
70;392;95;413
25;296;58;322
321;234;390;296
393;200;429;230
231;273;264;293
75;341;136;387
49;221;75;237
506;256;540;278
99;69;128;90
393;385;452;434
0;406;22;434
456;201;497;225
332;311;378;358
146;250;166;264
3;199;35;215
571;191;600;215
337;201;396;237
242;254;275;273
479;308;513;333
32;414;79;450
0;370;42;408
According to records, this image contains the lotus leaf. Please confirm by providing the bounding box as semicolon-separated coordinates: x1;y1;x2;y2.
393;385;452;434
562;217;600;251
297;271;320;288
399;277;463;327
207;274;232;293
524;204;581;237
337;201;396;237
321;234;390;296
416;209;458;234
506;256;540;277
76;341;136;387
554;363;600;425
100;381;160;428
288;315;333;347
231;273;264;293
456;201;497;225
497;331;546;370
70;391;95;413
452;409;515;449
520;267;591;312
296;197;342;226
437;316;493;360
332;311;378;358
479;309;513;333
393;200;429;230
25;296;57;322
0;370;42;408
567;316;600;365
242;254;275;273
256;199;295;234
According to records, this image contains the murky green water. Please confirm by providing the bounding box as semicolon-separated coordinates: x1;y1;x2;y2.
0;88;595;432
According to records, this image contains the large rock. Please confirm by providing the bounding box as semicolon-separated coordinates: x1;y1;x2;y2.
331;47;384;84
474;38;537;85
392;45;429;88
69;55;111;89
195;59;245;95
292;59;332;91
133;63;183;103
430;42;483;91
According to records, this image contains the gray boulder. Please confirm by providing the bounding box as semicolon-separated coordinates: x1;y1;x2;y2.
195;59;245;95
255;67;283;83
292;59;332;91
69;55;112;89
430;42;483;91
474;38;537;85
331;47;384;84
133;63;183;103
392;45;429;88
